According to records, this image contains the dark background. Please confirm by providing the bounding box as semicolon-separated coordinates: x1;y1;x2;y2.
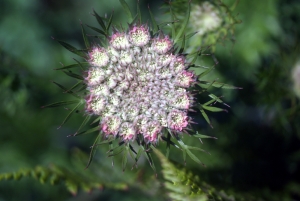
0;0;300;200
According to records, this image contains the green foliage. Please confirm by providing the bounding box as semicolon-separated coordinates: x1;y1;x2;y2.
0;149;128;195
154;148;263;201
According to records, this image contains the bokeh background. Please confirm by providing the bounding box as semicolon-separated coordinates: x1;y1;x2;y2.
0;0;300;200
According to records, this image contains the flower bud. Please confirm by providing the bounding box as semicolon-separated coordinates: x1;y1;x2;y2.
129;25;150;47
119;122;136;141
110;32;131;50
167;110;188;131
143;120;162;144
89;47;109;67
174;70;195;88
85;67;106;86
101;115;122;136
152;36;173;54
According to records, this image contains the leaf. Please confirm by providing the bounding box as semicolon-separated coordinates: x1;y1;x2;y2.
106;12;114;32
202;99;216;106
85;34;103;39
208;94;230;107
81;22;90;49
164;131;171;158
49;174;59;185
57;40;87;58
91;116;101;125
70;126;99;137
129;144;137;154
177;139;187;163
133;147;143;166
161;136;180;149
142;145;156;172
192;133;217;140
41;100;79;108
177;139;205;166
54;62;89;70
65;180;78;195
13;172;22;180
107;141;124;151
52;81;81;99
169;4;176;40
176;32;198;43
92;138;115;148
64;81;84;93
146;150;156;172
86;24;107;37
200;81;242;89
85;133;101;169
119;0;133;22
74;84;87;93
122;146;128;171
174;2;190;43
109;141;115;166
188;49;202;65
0;156;129;195
76;115;91;134
197;83;213;90
128;145;136;162
148;5;158;33
199;108;213;128
136;1;141;23
198;65;215;78
58;102;82;129
185;148;205;166
157;20;177;29
201;105;227;113
93;9;106;32
130;14;138;26
63;71;84;80
74;58;87;71
52;81;69;91
108;146;125;157
186;145;210;155
178;34;186;54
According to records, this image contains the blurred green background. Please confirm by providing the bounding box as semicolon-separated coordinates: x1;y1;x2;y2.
0;0;300;200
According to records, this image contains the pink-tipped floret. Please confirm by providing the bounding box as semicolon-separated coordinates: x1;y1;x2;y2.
129;25;150;47
175;70;195;88
167;110;189;131
88;47;109;67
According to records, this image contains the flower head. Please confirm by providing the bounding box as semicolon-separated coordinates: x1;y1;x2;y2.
292;60;300;98
190;2;222;36
84;24;196;144
49;1;232;169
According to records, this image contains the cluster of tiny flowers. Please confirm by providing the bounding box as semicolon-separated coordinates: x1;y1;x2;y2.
85;24;196;144
190;2;222;36
292;60;300;98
